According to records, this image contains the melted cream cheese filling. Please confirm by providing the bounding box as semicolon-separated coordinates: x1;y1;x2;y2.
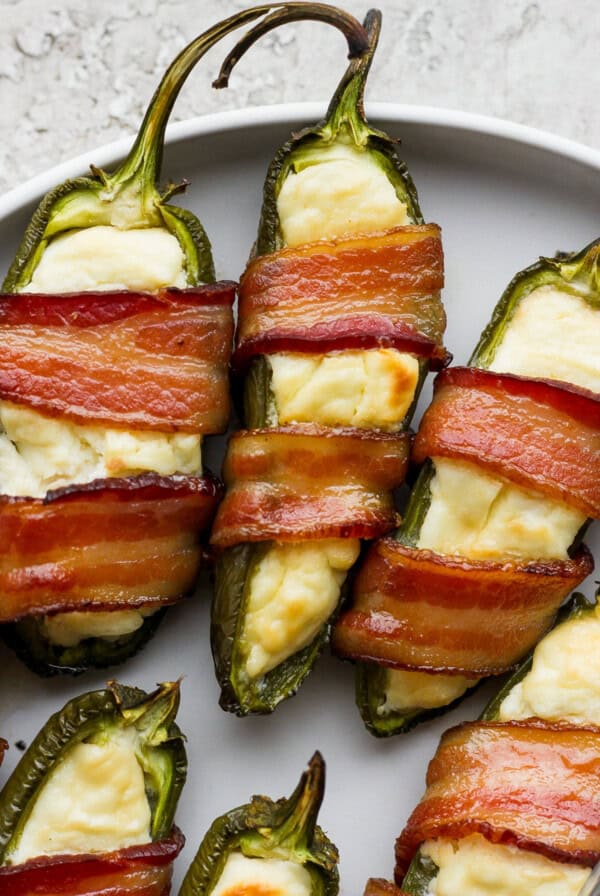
24;225;187;293
0;402;201;499
269;350;419;431
9;728;150;863
211;852;312;896
422;835;589;896
489;285;600;393
499;604;600;725
276;140;409;247
377;669;475;716
243;539;360;679
417;458;585;562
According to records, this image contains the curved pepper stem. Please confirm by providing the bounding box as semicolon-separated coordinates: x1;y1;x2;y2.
214;2;369;91
106;5;302;206
321;8;382;145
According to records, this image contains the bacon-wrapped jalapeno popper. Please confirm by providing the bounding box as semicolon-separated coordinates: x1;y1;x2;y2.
395;589;600;896
0;7;319;675
0;681;186;896
210;8;448;715
179;752;338;896
334;240;600;735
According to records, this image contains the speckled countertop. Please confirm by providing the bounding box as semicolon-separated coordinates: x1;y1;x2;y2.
1;0;599;194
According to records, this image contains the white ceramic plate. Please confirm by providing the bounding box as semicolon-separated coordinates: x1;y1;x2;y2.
0;103;599;891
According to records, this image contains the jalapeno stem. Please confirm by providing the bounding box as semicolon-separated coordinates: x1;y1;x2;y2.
546;240;600;298
108;5;293;205
214;2;369;94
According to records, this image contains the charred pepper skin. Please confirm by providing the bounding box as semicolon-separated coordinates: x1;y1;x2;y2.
0;681;186;863
2;6;343;677
356;239;600;737
179;752;339;896
211;9;434;717
398;591;596;895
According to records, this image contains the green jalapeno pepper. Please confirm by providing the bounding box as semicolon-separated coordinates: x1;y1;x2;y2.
1;4;363;678
357;239;600;737
399;589;597;895
211;9;436;717
179;751;338;896
0;680;186;863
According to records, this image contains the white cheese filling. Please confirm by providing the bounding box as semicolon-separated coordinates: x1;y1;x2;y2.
489;284;600;393
377;669;475;717
41;608;157;647
499;604;600;726
242;539;360;680
276;140;409;247
268;350;419;431
0;401;201;499
9;728;150;863
422;834;589;896
24;225;188;293
210;852;312;896
417;458;584;562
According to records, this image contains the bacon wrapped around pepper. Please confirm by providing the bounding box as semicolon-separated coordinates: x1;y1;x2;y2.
0;7;313;674
209;8;448;715
0;682;186;896
395;591;600;896
334;239;600;736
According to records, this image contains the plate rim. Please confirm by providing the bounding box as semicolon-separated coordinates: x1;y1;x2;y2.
1;101;600;219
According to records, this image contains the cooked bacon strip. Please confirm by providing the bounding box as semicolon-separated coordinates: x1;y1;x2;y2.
333;537;592;674
235;225;446;367
394;720;600;879
0;740;6;764
211;426;408;548
414;367;600;518
0;826;184;896
0;474;221;622
364;879;409;896
0;284;235;433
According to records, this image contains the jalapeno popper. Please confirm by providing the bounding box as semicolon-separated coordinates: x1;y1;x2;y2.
0;681;186;896
210;8;448;715
179;752;338;896
334;240;600;735
0;6;318;676
395;590;600;896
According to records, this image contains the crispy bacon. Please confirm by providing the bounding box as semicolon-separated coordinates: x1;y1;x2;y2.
0;284;235;433
236;225;446;366
394;720;600;880
0;474;221;622
0;740;6;763
0;827;184;896
210;426;408;548
364;879;409;896
332;537;592;674
414;367;600;517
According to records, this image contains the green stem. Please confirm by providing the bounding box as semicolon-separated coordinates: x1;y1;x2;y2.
213;3;369;91
112;4;325;195
322;8;381;144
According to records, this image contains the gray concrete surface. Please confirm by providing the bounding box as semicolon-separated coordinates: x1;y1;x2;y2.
1;1;599;193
